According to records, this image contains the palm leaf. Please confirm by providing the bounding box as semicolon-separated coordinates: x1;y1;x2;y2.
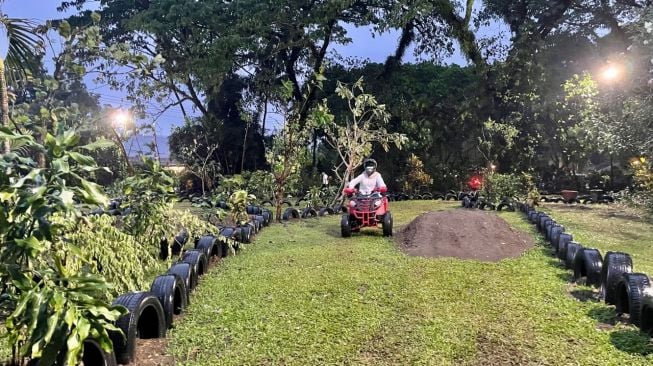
0;16;42;85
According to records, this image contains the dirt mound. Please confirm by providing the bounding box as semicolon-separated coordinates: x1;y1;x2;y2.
396;209;534;262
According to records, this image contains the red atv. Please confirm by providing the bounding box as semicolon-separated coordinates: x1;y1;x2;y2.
340;187;393;237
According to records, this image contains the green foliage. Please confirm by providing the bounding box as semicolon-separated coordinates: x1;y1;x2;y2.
245;170;276;202
228;190;255;226
401;154;431;194
482;172;537;203
56;214;159;297
0;128;125;366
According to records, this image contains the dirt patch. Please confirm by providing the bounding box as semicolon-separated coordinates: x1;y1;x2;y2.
129;338;175;366
396;210;534;261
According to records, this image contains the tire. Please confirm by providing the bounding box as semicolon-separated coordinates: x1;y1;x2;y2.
539;217;552;234
641;295;653;335
150;274;188;329
220;227;236;239
601;252;633;304
527;211;538;223
318;207;335;216
341;214;351;238
301;207;318;218
172;229;189;256
616;273;651;326
110;292;166;365
544;221;557;241
557;234;574;260
254;215;265;228
166;262;193;300
261;210;272;225
549;225;564;251
445;193;457;201
282;207;300;220
261;200;274;207
196;235;219;258
282;200;292;207
497;202;515;212
294;198;306;206
82;339;118;366
382;211;393;237
246;205;262;215
216;201;228;209
462;196;471;208
573;248;603;287
565;241;583;269
236;225;252;243
182;249;208;279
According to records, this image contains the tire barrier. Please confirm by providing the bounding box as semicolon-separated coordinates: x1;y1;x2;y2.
318;207;335;216
521;204;652;335
150;274;188;329
110;292;166;365
301;207;318;218
616;273;651;327
82;339;118;366
601;252;633;304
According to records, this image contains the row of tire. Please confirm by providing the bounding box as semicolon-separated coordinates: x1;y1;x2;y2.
517;203;653;336
31;206;276;365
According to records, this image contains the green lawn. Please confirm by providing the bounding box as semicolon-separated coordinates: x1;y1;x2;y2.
167;201;653;365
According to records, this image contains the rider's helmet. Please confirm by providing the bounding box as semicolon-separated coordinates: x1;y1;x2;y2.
363;158;377;176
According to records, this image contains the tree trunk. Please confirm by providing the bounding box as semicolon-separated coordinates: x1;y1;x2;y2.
240;121;249;172
311;129;317;169
0;58;10;154
111;128;134;175
275;183;284;223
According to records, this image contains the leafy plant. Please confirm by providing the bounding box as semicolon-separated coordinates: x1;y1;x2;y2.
402;154;432;194
228;190;255;226
0;127;126;366
246;170;276;203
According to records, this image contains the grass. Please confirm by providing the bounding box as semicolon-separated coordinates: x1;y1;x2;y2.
167;200;653;365
537;203;653;276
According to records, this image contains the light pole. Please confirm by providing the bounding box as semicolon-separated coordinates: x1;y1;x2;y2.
598;63;624;191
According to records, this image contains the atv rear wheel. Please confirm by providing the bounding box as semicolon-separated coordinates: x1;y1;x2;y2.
341;214;352;238
382;211;393;237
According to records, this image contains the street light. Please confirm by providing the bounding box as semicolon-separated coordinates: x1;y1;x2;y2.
601;65;621;82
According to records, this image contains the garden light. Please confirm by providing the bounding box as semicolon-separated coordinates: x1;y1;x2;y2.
601;64;621;82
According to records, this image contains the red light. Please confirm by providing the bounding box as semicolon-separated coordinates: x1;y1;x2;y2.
468;176;482;190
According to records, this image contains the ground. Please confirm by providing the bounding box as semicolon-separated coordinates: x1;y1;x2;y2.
4;201;650;365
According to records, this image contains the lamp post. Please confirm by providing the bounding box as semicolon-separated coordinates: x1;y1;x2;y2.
598;63;624;191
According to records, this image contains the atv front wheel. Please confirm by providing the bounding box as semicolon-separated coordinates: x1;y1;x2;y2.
382;211;393;237
341;214;352;238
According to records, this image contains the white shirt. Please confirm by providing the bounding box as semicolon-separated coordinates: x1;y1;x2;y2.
322;172;329;185
348;172;386;195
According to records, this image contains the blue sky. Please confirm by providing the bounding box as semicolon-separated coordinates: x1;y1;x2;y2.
2;0;505;139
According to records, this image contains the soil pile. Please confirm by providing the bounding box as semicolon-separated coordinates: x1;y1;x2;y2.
396;209;535;262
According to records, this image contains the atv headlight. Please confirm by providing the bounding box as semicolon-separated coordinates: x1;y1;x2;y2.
349;200;357;208
374;199;382;207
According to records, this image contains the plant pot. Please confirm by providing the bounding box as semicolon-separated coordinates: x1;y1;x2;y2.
560;190;578;203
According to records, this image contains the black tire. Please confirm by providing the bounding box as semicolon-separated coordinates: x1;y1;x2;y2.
565;241;583;269
294;198;306;206
282;207;300;220
601;252;633;305
444;193;457;201
527;211;538;223
166;262;193;300
246;205;262;215
82;339;118;366
640;295;653;335
318;207;335;216
382;211;393;237
539;217;552;234
110;292;166;365
236;225;252;243
549;225;564;252
616;273;651;326
301;207;318;218
172;229;189;256
557;234;574;260
182;249;208;279
544;221;557;241
254;215;266;228
261;210;273;225
150;274;188;329
216;201;228;209
282;200;292;207
462;196;471;208
261;200;274;207
573;248;603;287
341;214;351;238
497;202;515;212
196;235;219;258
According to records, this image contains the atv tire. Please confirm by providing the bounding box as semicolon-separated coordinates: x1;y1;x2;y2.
382;212;393;237
341;214;352;238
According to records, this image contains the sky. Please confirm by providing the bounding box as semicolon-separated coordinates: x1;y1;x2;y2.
1;0;507;151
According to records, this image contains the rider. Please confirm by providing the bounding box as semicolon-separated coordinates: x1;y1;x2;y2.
345;158;387;195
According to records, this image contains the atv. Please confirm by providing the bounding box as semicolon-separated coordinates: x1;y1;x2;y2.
340;188;392;237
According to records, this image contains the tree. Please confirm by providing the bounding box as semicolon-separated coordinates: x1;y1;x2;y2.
320;78;407;201
0;7;42;153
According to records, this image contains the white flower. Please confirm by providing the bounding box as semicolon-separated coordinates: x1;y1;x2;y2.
645;22;653;33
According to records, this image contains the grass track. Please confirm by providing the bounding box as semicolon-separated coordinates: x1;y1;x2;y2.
169;201;650;364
